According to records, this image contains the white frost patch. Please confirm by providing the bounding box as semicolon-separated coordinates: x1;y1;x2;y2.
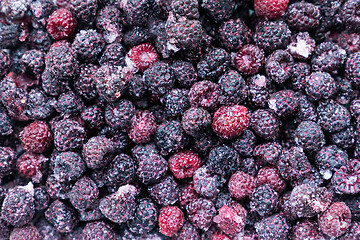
116;184;138;198
253;75;267;87
21;182;34;196
320;169;333;180
268;98;277;112
288;38;313;59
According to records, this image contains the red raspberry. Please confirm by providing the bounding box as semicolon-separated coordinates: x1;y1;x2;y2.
256;166;287;193
16;152;47;183
169;150;202;179
128;110;156;144
318;202;351;238
234;44;265;76
228;171;256;200
127;43;159;71
213;203;247;237
20;121;52;153
179;184;198;209
46;8;77;40
158;206;184;237
212;105;250;139
254;0;289;20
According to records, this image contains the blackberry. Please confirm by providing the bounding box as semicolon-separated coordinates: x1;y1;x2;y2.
55;91;84;115
256;166;287;193
218;70;247;105
105;99;135;131
0;23;20;49
253;142;283;166
193;166;222;199
218;19;252;51
265;50;294;84
192;133;220;156
311;42;347;74
136;151;168;185
295;92;317;122
99;184;137;224
20;50;45;78
69;177;99;211
339;221;360;240
268;90;299;117
80;221;117;240
179;184;198;209
81;105;104;130
232;129;257;157
53;119;86;152
73;64;98;100
96;5;123;43
340;0;360;30
189;80;220;110
316;145;348;180
250;184;279;216
99;43;126;66
30;0;56;24
119;0;151;26
317;100;351;133
0;108;13;136
105;154;136;189
46;174;72;199
254;21;291;53
289;62;311;91
318;202;351;238
123;27;151;47
332;159;360;194
27;29;52;52
228;171;256;200
170;0;199;19
344;196;360;220
159;206;184;237
171;60;198;88
331;126;355;149
247;74;271;108
207;145;240;176
16;152;47;183
177;222;200;240
345;52;360;86
234;44;265;76
148;175;180;206
10;226;41;240
254;214;290;240
20;121;52;154
197;48;230;80
0;220;9;239
278;146;312;181
72;30;105;63
144;61;175;98
25;89;55;120
0;49;12;78
34;187;50;211
162;88;189;117
305;71;337;101
51;151;86;182
82;136;115;169
214;203;247;237
36;218;63;240
2;0;30;20
182;108;211;137
41;70;68;97
128;198;158;235
287;32;316;60
128;74;147;100
186;198;216;231
289;184;332;218
250;109;279;140
286;2;321;30
201;0;235;23
291;220;327;240
155;120;187;155
239;157;259;177
70;0;98;23
45;200;78;233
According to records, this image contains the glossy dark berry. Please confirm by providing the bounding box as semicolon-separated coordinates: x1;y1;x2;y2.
105;99;135;131
317;100;351;133
340;0;360;30
218;70;247;105
345;52;360;86
305;71;337;101
253;142;282;166
72;29;105;63
250;109;279;140
99;43;126;66
0;23;20;49
81;105;104;130
331;126;355;149
123;27;151;47
135;149;168;185
201;0;235;23
144;61;175;98
172;60;198;88
197;48;230;80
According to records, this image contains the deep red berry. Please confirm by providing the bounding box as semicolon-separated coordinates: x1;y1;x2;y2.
16;152;47;183
318;202;351;238
254;0;289;20
46;8;77;40
213;203;247;237
128;110;156;144
158;206;184;237
127;43;159;71
169;150;202;179
228;171;256;200
234;44;264;76
256;166;286;193
212;105;250;139
20;121;52;153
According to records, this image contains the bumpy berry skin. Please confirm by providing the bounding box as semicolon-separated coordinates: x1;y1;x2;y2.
0;108;12;136
136;150;168;185
170;0;199;19
254;21;291;53
212;105;250;139
189;80;220;110
234;44;264;76
265;50;294;84
331;126;355;149
207;145;241;176
51;151;86;182
317;101;351;133
254;0;289;20
332;159;360;194
20;50;45;78
95;65;127;102
96;5;123;43
311;42;347;75
16;152;47;183
186;198;216;231
340;0;360;30
25;89;55;120
34;187;50;211
46;174;72;199
179;184;198;209
250;184;279;216
82;136;115;169
250;109;279;140
253;142;283;166
1;184;35;227
0;50;12;78
20;121;52;154
72;30;105;63
159;206;184;237
219;19;252;51
144;61;175;98
80;221;116;240
0;147;15;179
46;8;77;40
228;171;256;200
123;27;150;47
305;71;337;101
53;119;86;152
291;220;326;240
45;200;78;233
163;88;189;117
214;203;247;237
169;150;201;179
172;60;198;88
69;177;98;211
148;175;180;206
256;166;286;193
197;48;230;80
201;0;235;23
278;146;312;181
255;214;290;240
218;70;247;105
81;105;104;130
193;166;221;199
105;154;136;190
128;111;156;144
182;108;211;138
127;43;159;71
316;145;348;180
294;121;325;152
10;226;41;240
105;99;135;131
120;0;151;26
318;202;351;238
128;198;158;235
287;32;316;60
0;23;20;49
55;91;84;115
99;43;126;66
268;90;298;117
155;120;187;156
70;0;98;23
345;52;360;86
232;130;257;157
286;2;320;30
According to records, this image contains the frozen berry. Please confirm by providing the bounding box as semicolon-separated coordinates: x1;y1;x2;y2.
317;100;351;133
148;175;180;206
253;142;282;166
256;166;287;193
172;60;198;88
250;184;279;216
53;119;86;152
340;0;360;30
254;214;290;240
218;70;247;105
128;198;158;235
81;105;104;130
254;21;291;53
46;8;77;40
234;44;264;76
201;0;235;23
45;200;78;233
82;136;115;169
80;221;117;240
20;121;52;154
55;91;84;115
268;90;299;117
70;0;98;23
295;121;325;152
265;50;294;84
126;43;159;71
128;110;156;144
72;29;105;63
0;147;15;179
159;206;184;237
169;150;202;179
218;19;252;51
144;61;175;98
207;145;241;176
250;109;279;140
311;42;347;75
51;151;86;182
163;88;189;117
155;120;187;156
186;198;216;231
345;52;360;86
189;80;220;110
228;171;256;200
0;50;12;78
105;99;135;131
318;202;351;238
291;220;326;240
315;145;348;180
34;187;50;211
69;177;99;211
286;2;321;30
254;0;289;20
181;107;211;137
16;152;47;183
193;166;222;199
232;129;257;157
213;203;247;237
287;32;316;60
10;226;41;240
197;48;230;80
332;159;360;194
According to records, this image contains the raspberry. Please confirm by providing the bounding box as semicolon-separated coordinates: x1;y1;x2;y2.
256;166;286;193
80;221;117;240
82;136;115;169
16;152;47;183
311;42;347;74
72;29;105;63
254;0;289;20
254;21;291;53
81;105;104;130
46;8;77;41
201;0;235;23
186;198;216;231
170;0;199;19
345;52;360;86
34;187;50;211
291;220;326;240
318;202;351;238
212;105;250;139
218;19;252;51
45;200;78;233
234;44;264;76
128;74;147;100
99;184;137;224
179;184;198;209
99;43;126;66
228;171;256;200
254;214;290;240
197;48;230;80
123;27;151;47
331;126;355;149
69;177;98;211
0;50;12;78
265;50;294;84
148;175;180;206
159;206;184;237
105;99;135;131
20;121;52;154
316;145;348;180
189;80;220;110
55;91;84;115
332;159;360;194
0;23;20;49
213;203;247;237
193;166;222;199
119;0;151;26
177;222;200;240
53;119;86;152
286;2;321;30
144;61;175;98
218;70;247;105
305;71;337;101
51;151;86;182
95;65;127;102
128;198;158;235
10;226;41;240
1;183;35;227
70;0;98;23
287;32;316;60
253;142;283;166
207;145;241;176
0;147;15;179
126;43;159;71
169;150;202;179
278;146;312;181
268;90;299;117
340;0;360;30
337;31;360;54
105;154;136;190
232;130;257;157
250;109;279;140
250;184;279;216
163;88;189;117
317;100;351;133
155;120;187;155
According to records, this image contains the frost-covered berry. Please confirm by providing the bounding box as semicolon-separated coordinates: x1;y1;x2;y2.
318;202;351;238
159;206;184;237
20;121;52;154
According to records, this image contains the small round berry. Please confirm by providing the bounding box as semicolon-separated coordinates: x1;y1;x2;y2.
34;187;50;211
305;71;337;102
159;206;184;237
81;105;105;130
250;184;279;216
128;110;156;144
69;0;98;23
51;151;86;182
265;50;294;84
228;171;256;200
163;88;189;117
250;109;279;140
127;198;158;235
234;44;264;76
197;48;230;80
126;43;159;71
148;175;180;206
332;159;360;194
318;202;351;238
69;177;99;211
286;2;321;30
144;61;175;98
186;198;216;231
53;119;86;152
291;220;326;240
55;91;84;115
254;0;289;20
213;203;247;237
340;0;360;30
218;70;248;105
10;226;41;240
268;90;299;117
46;8;77;40
72;29;105;63
16;152;47;183
189;80;221;110
311;42;346;75
256;166;287;193
254;214;290;240
169;150;202;179
155;120;187;156
345;52;360;86
82;136;115;169
45;200;78;233
181;107;211;137
80;221;117;240
254;21;291;53
172;60;198;88
20;121;52;154
105;99;135;131
218;19;252;51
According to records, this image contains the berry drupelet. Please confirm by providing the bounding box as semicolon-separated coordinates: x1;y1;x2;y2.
172;60;198;88
213;203;247;237
197;48;230;81
186;198;216;231
250;109;279;140
295;121;325;152
218;19;252;51
144;61;175;98
72;29;105;63
45;200;78;233
159;206;184;237
70;0;98;23
148;175;180;206
207;145;241;176
162;88;189;117
82;136;114;170
155;120;187;156
127;198;158;235
286;2;321;31
80;221;117;240
255;214;291;240
68;177;99;211
228;171;256;200
105;153;136;190
218;70;247;105
0;147;15;179
318;202;351;238
169;150;202;179
20;121;52;154
16;152;47;183
0;50;12;78
53;118;86;152
254;0;289;20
